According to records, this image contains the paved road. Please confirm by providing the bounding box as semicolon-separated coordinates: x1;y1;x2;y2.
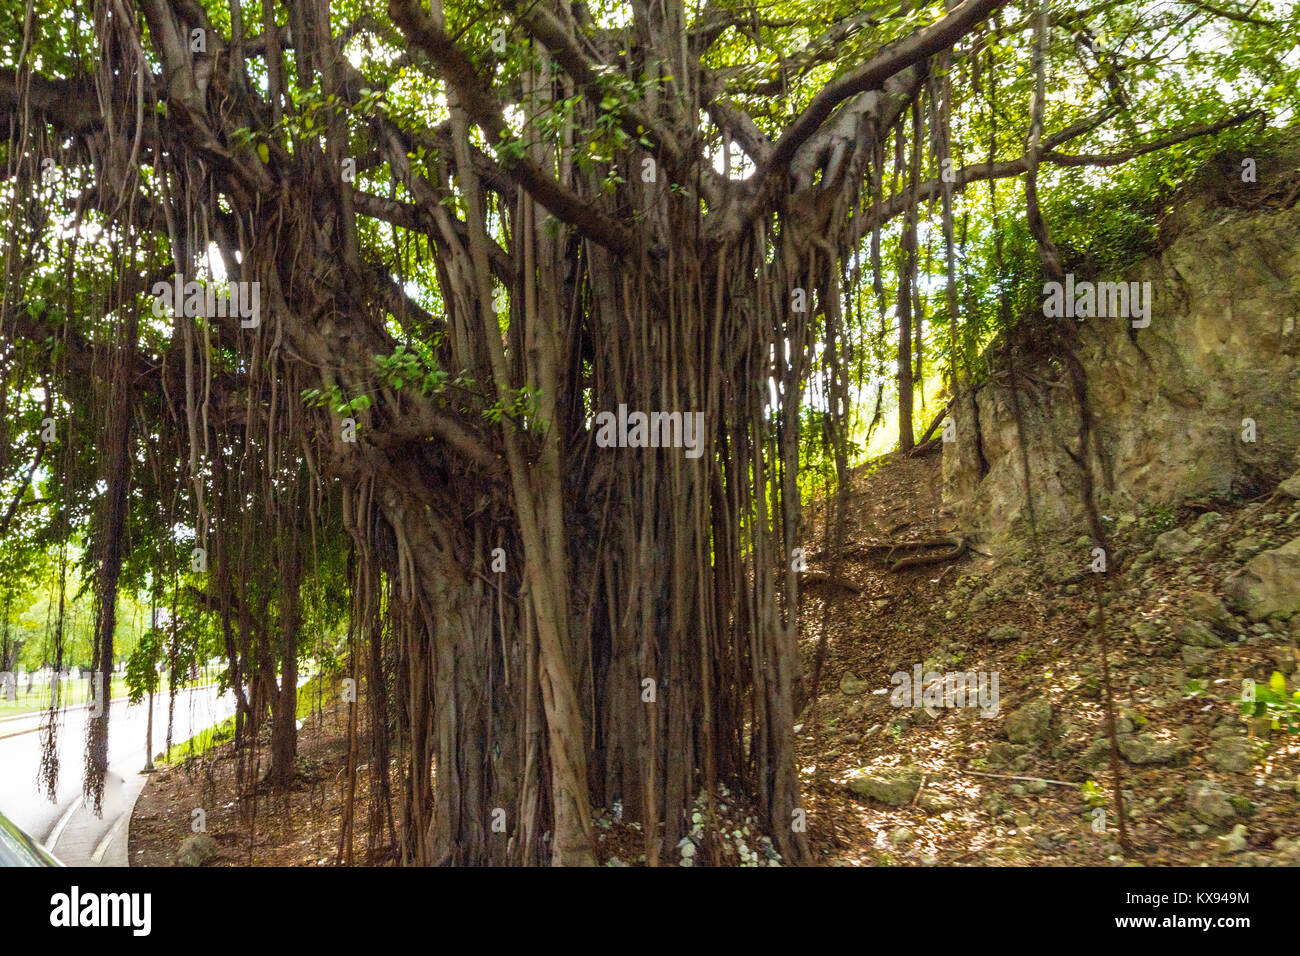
0;685;236;866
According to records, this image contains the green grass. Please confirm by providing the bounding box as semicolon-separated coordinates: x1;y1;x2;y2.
159;672;332;765
0;675;129;717
0;667;224;718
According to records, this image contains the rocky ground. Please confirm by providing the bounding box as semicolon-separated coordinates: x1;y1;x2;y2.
797;446;1300;866
131;447;1300;866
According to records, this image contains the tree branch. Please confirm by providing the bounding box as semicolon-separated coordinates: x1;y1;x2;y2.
757;0;1008;194
386;0;634;255
846;108;1260;245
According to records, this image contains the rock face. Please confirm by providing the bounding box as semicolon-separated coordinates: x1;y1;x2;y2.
1224;535;1300;620
943;196;1300;549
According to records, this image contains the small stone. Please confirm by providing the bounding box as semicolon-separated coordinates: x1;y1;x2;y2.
888;826;916;845
1217;823;1249;854
1119;733;1188;765
987;623;1023;643
1155;528;1203;560
1131;620;1159;641
846;767;923;806
1184;591;1234;631
1005;699;1053;745
1207;736;1256;773
987;742;1026;766
918;792;956;813
1080;738;1111;770
1277;474;1300;499
1192;512;1225;534
840;672;870;696
1175;617;1225;647
1233;536;1265;561
1185;780;1237;825
176;833;219;867
1210;720;1241;739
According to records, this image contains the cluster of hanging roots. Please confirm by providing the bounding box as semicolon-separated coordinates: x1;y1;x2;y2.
2;0;1203;864
0;0;980;867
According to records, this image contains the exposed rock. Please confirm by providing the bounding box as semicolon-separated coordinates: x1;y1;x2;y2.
1181;645;1215;672
1185;780;1237;826
1155;528;1203;560
846;767;923;806
1278;472;1300;499
1183;591;1235;632
1004;699;1053;745
1233;536;1265;561
1119;732;1188;765
176;833;219;867
840;672;870;696
1173;617;1225;648
1217;823;1249;854
918;792;957;813
986;624;1023;643
1207;736;1256;773
942;201;1300;550
888;826;916;845
1191;512;1225;534
987;742;1026;767
1224;535;1300;620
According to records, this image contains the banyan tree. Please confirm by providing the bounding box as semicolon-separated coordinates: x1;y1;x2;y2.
0;0;1272;864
